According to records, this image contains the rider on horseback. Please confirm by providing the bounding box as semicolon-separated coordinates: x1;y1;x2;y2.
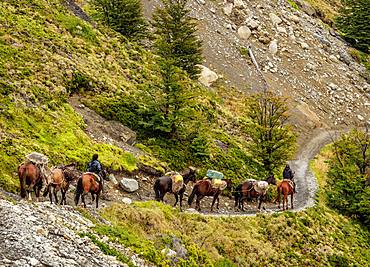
283;164;296;193
87;154;103;180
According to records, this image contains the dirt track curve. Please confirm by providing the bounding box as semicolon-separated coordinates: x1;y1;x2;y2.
192;129;341;217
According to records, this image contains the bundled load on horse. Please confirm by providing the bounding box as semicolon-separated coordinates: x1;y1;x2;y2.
25;152;50;181
205;170;226;190
206;170;224;179
165;171;184;193
26;152;49;165
18;152;50;201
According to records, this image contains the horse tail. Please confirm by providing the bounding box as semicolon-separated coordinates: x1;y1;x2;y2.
276;184;281;205
234;184;241;207
153;179;161;201
188;185;197;206
19;167;27;198
74;177;83;205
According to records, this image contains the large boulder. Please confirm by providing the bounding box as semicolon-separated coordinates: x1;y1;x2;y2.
120;178;139;192
223;3;233;16
269;13;282;25
237;26;251;40
198;65;218;87
269;39;278;56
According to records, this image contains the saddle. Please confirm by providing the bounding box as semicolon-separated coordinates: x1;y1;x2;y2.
282;179;294;189
85;172;102;183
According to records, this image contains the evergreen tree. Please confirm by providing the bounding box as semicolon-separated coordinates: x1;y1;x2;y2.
152;0;203;79
139;57;196;137
92;0;147;40
245;91;296;175
326;129;370;225
336;0;370;53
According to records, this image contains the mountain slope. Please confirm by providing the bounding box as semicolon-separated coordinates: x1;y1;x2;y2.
141;0;369;134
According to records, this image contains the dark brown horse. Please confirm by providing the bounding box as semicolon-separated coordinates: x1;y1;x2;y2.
188;179;232;212
234;175;277;211
18;162;45;201
43;164;79;205
154;167;197;211
74;170;106;208
276;179;294;210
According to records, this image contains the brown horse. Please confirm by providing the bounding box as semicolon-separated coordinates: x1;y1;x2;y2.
234;175;277;211
276;179;294;210
188;179;232;212
154;167;197;211
74;170;106;208
18;162;45;201
43;164;79;205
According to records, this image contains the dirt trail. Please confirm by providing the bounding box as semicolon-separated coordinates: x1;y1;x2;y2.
289;129;340;211
193;128;342;217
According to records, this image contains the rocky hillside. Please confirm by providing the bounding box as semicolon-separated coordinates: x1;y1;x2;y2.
142;0;369;134
0;0;369;266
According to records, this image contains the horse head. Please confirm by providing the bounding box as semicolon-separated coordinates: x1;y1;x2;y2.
181;166;197;184
224;178;233;189
101;168;109;180
266;174;277;185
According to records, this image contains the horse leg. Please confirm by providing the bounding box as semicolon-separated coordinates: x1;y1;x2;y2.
291;193;294;209
283;194;287;211
195;195;203;211
81;192;87;208
53;187;58;205
216;196;220;210
211;195;218;212
258;196;262;210
60;189;65;205
179;192;184;212
48;186;53;204
27;183;33;201
173;193;178;207
96;193;99;208
91;192;95;204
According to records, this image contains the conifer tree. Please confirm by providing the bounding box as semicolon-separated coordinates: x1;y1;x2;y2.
336;0;370;53
152;0;203;79
140;57;195;137
92;0;147;40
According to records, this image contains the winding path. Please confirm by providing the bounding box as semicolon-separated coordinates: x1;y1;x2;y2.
290;129;340;211
190;128;342;217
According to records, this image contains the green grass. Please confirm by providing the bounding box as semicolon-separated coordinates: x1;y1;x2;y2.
287;0;300;11
94;201;370;266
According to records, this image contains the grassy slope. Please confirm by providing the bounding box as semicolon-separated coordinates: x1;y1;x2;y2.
0;0;161;191
87;145;370;266
0;0;267;191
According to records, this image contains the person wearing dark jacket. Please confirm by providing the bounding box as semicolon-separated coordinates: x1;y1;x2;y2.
87;154;102;179
283;164;296;193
